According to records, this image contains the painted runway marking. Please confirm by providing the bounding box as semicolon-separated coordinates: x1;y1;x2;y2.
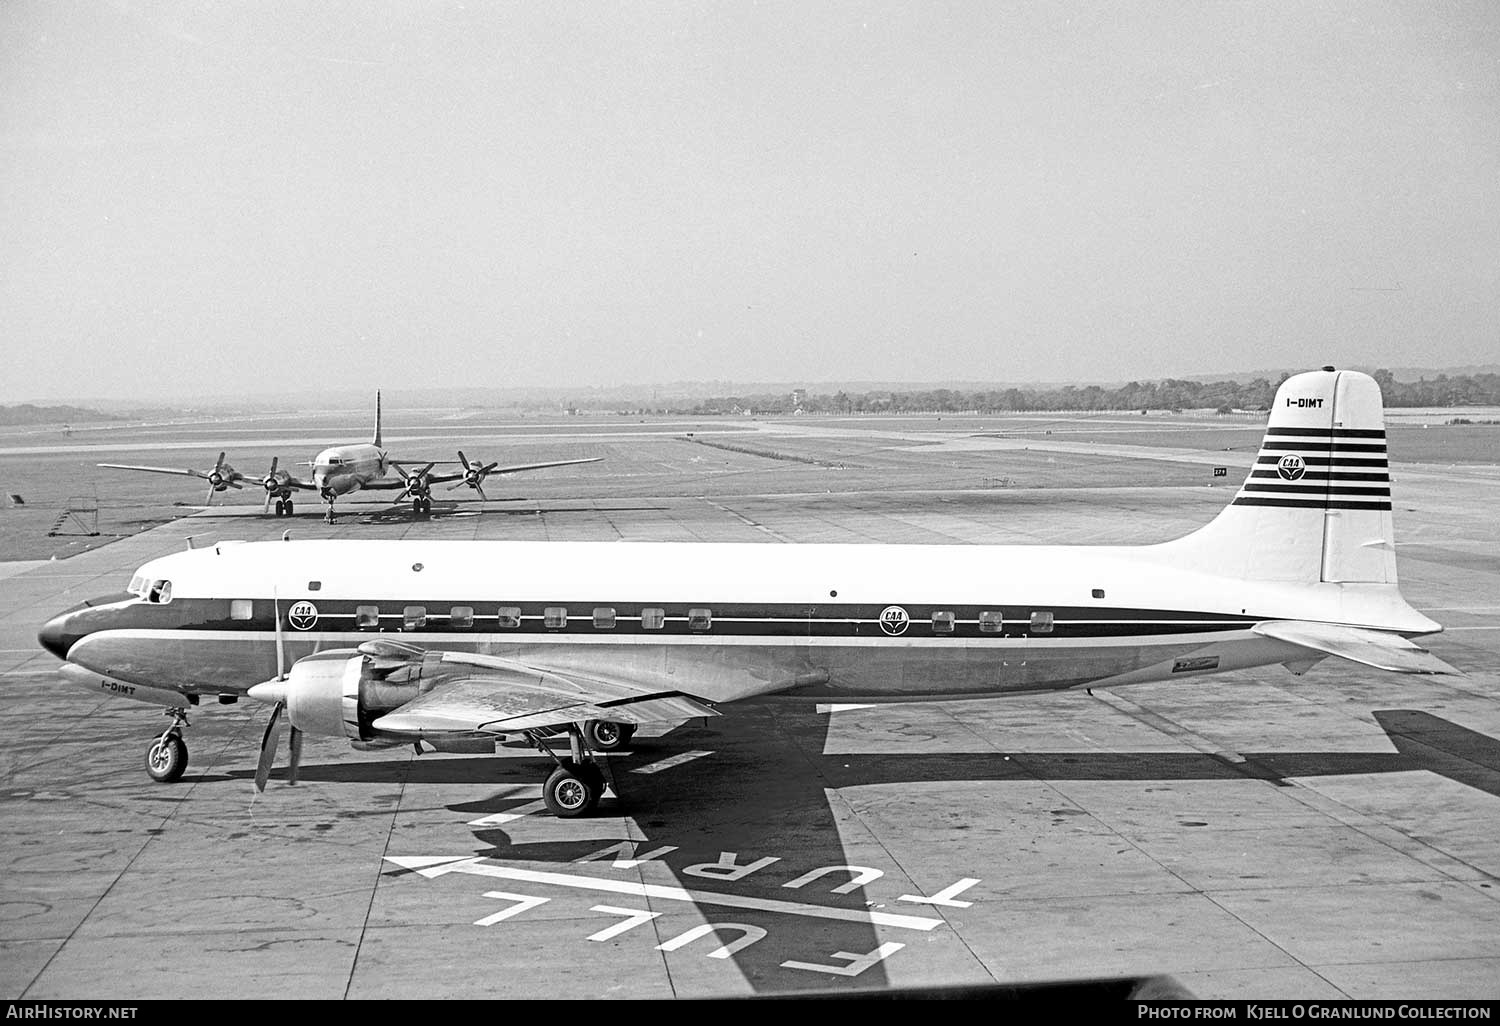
475;891;550;926
631;750;713;775
782;943;905;976
384;856;946;930
899;878;980;907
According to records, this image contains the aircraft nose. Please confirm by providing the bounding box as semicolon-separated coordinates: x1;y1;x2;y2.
38;609;79;661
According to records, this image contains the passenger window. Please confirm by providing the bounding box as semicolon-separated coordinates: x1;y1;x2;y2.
978;610;1003;633
307;581;322;591
356;605;380;628
497;606;522;629
593;607;616;629
931;611;955;633
688;607;712;631
641;607;665;630
544;606;568;629
1030;611;1054;633
403;606;426;630
230;599;253;621
450;606;474;628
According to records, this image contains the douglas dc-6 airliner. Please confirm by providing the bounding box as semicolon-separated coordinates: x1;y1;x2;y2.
39;368;1454;816
99;392;602;522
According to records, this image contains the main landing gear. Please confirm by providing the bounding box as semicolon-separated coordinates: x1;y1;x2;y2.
145;708;191;783
272;494;295;517
526;720;636;817
411;495;432;518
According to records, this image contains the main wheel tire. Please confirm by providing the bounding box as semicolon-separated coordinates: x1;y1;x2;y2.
274;500;286;517
284;500;293;516
584;719;634;752
145;734;188;783
543;764;600;817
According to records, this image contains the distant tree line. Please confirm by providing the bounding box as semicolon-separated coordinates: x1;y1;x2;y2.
0;403;124;426
672;371;1500;416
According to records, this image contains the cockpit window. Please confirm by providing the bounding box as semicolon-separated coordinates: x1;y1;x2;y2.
147;580;172;604
128;574;146;596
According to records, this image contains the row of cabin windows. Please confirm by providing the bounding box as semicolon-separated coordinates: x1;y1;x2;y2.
232;601;1057;634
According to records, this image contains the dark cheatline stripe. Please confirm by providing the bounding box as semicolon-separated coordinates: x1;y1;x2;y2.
1255;456;1387;468
1258;441;1387;453
95;597;1267;641
1232;496;1391;510
1241;483;1389;495
1265;427;1385;439
1248;470;1390;482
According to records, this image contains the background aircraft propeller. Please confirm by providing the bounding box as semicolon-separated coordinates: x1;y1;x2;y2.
395;463;436;502
449;450;499;500
259;456;292;513
201;452;243;505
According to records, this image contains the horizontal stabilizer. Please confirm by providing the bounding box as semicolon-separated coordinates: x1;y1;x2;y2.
1253;621;1460;675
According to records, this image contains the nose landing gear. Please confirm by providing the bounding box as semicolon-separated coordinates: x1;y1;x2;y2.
145;708;191;783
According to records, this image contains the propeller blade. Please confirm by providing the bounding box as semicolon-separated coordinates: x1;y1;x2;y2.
254;702;285;792
458;450;472;471
205;481;216;506
287;727;303;786
213;452;227;473
264;491;274;514
474;483;487;501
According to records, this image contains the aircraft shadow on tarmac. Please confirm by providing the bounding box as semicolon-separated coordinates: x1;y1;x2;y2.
232;707;1500;996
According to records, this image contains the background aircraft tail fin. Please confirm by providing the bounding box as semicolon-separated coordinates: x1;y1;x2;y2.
373;390;383;447
1157;367;1398;585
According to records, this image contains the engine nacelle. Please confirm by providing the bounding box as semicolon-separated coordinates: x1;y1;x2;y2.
277;649;429;741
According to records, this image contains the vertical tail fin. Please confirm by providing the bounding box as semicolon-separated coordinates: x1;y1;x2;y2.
373;391;383;448
1158;368;1397;584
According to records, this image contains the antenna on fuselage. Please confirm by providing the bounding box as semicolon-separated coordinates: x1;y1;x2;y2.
253;585;302;791
273;586;286;681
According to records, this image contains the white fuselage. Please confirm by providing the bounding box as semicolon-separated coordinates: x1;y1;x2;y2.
312;443;388;498
47;537;1437;708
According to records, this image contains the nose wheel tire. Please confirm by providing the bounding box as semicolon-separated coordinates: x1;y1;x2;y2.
145;733;188;783
542;761;605;817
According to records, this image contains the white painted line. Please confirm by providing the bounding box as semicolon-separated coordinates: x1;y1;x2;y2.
816;703;880;714
631;750;713;775
384;856;945;930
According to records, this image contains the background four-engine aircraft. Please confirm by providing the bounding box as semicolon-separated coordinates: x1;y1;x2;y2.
42;368;1459;818
98;392;603;521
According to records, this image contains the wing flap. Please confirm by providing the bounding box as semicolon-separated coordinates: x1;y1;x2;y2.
369;653;717;736
1253;621;1460;675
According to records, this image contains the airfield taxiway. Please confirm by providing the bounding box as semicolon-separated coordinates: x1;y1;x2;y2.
0;414;1496;1000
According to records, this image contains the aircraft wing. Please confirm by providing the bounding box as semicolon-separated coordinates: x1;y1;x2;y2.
477;457;604;476
370;650;720;735
387;457;604;487
1253;621;1461;675
98;463;228;481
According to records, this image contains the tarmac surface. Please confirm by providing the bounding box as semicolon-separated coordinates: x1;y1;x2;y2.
0;412;1496;1000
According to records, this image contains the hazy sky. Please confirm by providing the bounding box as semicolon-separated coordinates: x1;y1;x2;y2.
3;2;1497;401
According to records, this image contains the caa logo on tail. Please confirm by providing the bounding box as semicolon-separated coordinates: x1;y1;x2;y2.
1277;454;1307;481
